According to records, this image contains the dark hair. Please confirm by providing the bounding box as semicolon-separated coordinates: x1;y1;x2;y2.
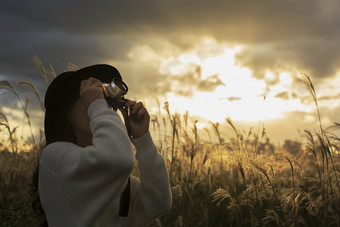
31;86;79;226
45;92;79;145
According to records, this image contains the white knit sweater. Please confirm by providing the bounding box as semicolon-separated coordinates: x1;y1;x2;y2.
39;99;172;227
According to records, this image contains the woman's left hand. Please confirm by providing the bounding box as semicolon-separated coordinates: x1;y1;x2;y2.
119;99;150;139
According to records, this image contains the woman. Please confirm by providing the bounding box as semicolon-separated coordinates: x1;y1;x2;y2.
34;64;172;226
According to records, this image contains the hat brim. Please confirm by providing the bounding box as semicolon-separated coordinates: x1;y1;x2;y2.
71;64;122;84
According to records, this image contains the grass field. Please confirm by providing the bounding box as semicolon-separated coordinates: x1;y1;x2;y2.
1;61;339;226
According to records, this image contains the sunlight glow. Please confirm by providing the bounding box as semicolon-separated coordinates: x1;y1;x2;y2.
131;37;324;137
0;106;43;143
159;40;313;123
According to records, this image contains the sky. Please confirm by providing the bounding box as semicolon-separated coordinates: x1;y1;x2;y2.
1;0;340;144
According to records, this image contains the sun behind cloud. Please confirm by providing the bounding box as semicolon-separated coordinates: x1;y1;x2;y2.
154;39;311;125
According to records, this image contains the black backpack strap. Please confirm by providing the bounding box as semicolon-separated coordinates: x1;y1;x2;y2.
119;177;130;217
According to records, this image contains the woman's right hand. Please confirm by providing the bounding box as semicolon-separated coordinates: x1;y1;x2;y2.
79;77;105;108
119;99;150;139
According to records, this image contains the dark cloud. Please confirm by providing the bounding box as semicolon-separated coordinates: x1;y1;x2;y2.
1;0;340;99
2;0;340;144
0;30;132;80
319;93;340;101
1;0;327;38
220;97;242;102
120;62;225;98
235;37;340;79
166;66;225;97
197;74;224;92
274;91;300;101
275;92;290;100
125;65;224;99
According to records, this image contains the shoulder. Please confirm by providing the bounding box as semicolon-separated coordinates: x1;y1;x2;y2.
40;142;80;169
43;141;79;155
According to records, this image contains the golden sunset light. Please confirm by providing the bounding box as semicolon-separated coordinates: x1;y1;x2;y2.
1;1;340;226
116;37;334;142
1;36;340;142
1;0;340;143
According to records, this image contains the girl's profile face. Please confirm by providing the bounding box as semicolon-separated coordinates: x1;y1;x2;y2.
68;98;92;146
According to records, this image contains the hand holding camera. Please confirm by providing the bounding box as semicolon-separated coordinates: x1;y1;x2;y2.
120;100;150;139
79;77;105;108
101;77;150;139
80;77;149;139
102;78;128;110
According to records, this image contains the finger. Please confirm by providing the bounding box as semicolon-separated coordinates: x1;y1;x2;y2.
83;78;104;92
87;77;101;84
93;81;103;89
88;79;103;88
80;79;88;88
131;105;150;122
80;78;97;89
135;107;149;121
79;80;89;95
130;102;144;115
81;78;97;89
101;84;109;97
124;99;137;107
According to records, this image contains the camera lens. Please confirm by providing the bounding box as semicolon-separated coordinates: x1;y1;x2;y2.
111;79;128;92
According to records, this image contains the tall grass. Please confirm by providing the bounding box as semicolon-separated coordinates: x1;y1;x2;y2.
0;61;339;226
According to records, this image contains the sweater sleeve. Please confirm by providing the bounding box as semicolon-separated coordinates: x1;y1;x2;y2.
129;132;172;227
40;99;135;226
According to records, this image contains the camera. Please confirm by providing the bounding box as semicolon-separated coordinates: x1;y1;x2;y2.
103;78;128;109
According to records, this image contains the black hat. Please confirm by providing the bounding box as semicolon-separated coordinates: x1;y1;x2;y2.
44;64;122;144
